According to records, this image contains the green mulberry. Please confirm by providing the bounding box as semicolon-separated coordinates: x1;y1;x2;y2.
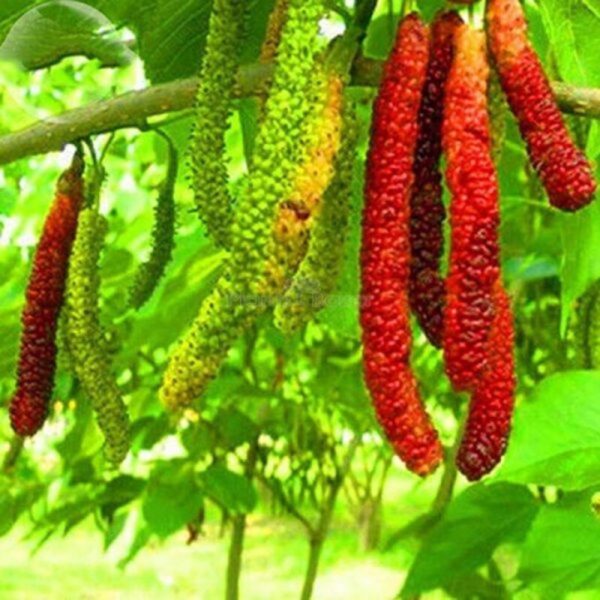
189;0;246;248
160;0;326;411
65;199;130;465
129;140;178;309
274;101;358;333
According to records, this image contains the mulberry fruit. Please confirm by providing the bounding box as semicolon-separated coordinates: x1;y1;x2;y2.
456;282;516;481
361;14;443;477
65;202;130;465
442;24;500;392
130;140;178;309
9;154;84;436
409;10;462;348
189;0;246;247
487;0;596;211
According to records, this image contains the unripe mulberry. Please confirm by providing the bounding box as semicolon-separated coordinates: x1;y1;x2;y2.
129;142;178;309
65;206;130;465
409;10;462;348
487;0;596;211
262;71;344;298
361;14;443;477
442;24;500;392
9;154;84;437
160;0;326;411
274;101;358;333
189;0;246;247
260;0;289;65
456;282;516;481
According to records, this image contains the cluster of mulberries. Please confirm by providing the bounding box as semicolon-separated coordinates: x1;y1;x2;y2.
487;0;596;211
65;205;130;465
361;14;444;477
160;0;327;411
10;155;84;437
189;0;246;248
360;12;523;481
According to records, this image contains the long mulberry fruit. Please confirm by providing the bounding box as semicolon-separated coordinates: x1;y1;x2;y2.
129;140;178;309
160;0;326;411
65;197;130;465
361;14;443;477
9;154;84;436
189;0;246;247
487;0;596;211
409;10;462;348
261;70;344;299
274;101;358;333
456;282;516;481
442;24;500;392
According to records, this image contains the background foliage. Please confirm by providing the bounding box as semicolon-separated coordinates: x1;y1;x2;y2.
1;1;600;598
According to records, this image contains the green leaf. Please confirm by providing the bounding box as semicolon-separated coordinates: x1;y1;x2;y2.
520;490;600;596
496;371;600;490
0;492;17;536
142;461;203;538
214;407;258;450
200;464;257;514
402;483;538;597
560;181;600;331
0;0;134;70
538;0;600;86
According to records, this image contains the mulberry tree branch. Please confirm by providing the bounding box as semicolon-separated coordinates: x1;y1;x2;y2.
0;57;598;166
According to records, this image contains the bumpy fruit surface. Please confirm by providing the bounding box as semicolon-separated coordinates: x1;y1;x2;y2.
361;14;443;477
9;155;84;436
65;207;130;464
260;0;289;65
262;71;343;298
442;24;500;392
456;282;516;481
189;0;246;247
130;143;178;309
409;10;462;348
487;0;596;211
160;0;326;411
275;101;357;333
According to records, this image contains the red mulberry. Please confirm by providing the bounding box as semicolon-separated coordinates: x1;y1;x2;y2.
442;24;500;392
361;14;443;477
9;154;84;436
409;10;462;348
487;0;596;212
456;282;516;481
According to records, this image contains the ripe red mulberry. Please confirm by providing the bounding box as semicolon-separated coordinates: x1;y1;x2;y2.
10;154;84;436
442;24;500;392
361;13;443;477
409;10;462;348
487;0;596;211
456;282;516;481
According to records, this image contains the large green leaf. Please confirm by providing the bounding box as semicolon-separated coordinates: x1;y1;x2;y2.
142;460;204;538
401;483;538;597
520;490;600;596
538;0;600;86
200;464;257;514
0;0;133;70
495;371;600;490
